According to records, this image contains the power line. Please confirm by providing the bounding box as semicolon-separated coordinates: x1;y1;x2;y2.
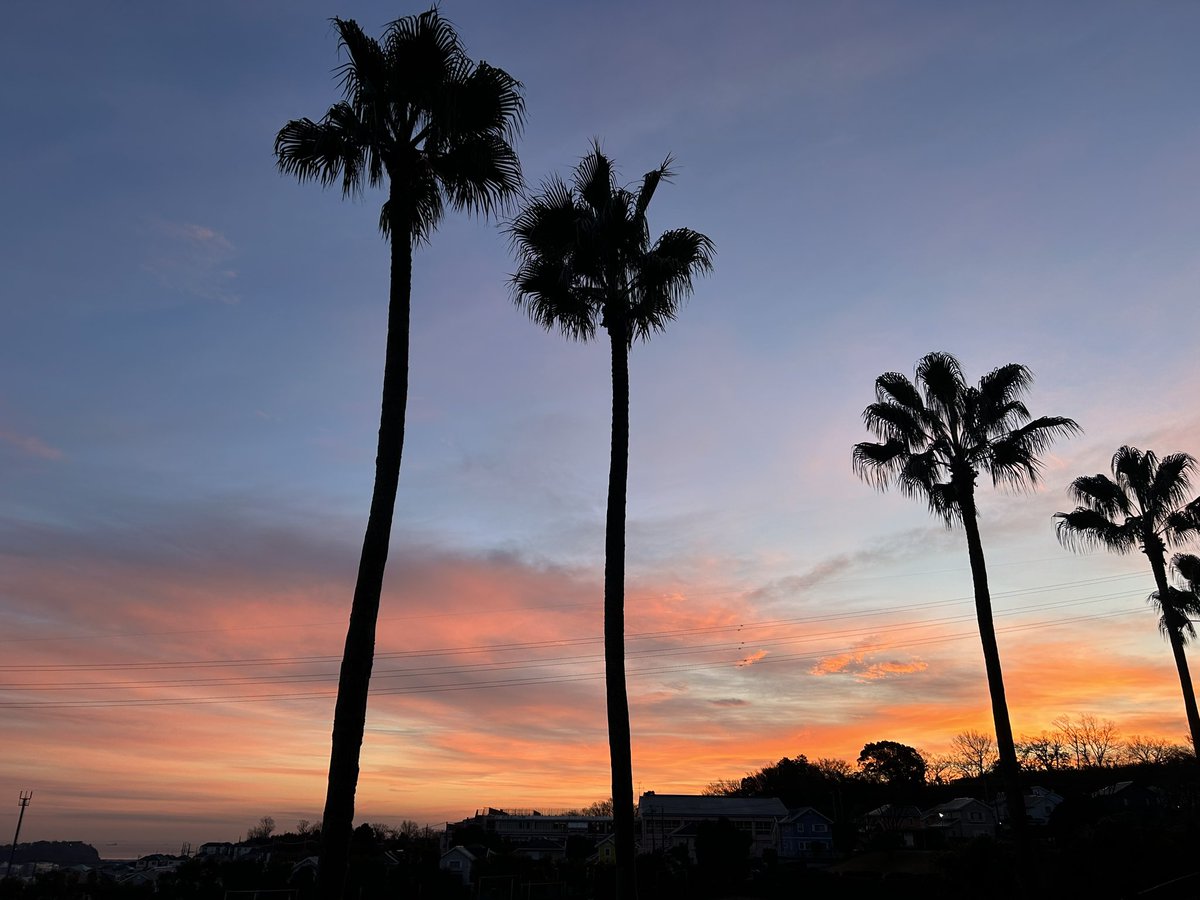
0;603;1144;710
5;587;1141;690
0;570;1147;673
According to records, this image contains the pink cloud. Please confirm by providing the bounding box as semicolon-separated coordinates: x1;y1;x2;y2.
0;428;63;460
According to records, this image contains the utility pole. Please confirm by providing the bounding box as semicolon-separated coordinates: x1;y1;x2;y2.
5;791;32;879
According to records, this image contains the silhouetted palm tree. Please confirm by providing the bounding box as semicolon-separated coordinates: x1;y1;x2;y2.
508;145;713;899
274;12;523;897
1056;448;1200;756
853;351;1079;849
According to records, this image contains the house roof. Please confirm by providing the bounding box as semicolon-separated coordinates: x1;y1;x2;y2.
1092;781;1138;797
782;806;832;824
925;797;990;815
864;804;921;818
637;793;787;818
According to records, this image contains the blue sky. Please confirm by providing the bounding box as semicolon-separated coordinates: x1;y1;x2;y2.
3;0;1200;855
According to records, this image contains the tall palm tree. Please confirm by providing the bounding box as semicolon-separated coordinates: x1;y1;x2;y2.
508;145;714;899
274;12;523;898
1055;447;1200;756
853;351;1079;851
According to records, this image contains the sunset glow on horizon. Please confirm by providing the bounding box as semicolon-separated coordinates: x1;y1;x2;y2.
4;0;1200;860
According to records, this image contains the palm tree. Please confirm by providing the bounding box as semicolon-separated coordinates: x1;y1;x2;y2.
508;145;714;899
1055;447;1200;756
853;351;1079;851
274;12;523;898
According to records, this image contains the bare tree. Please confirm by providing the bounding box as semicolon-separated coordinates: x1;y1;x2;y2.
247;816;276;841
922;752;955;784
582;798;615;816
1124;734;1191;764
397;820;424;840
949;730;998;779
1015;732;1069;771
701;780;743;797
1053;714;1121;767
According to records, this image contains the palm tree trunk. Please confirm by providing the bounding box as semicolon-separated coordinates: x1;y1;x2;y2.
1146;551;1200;757
317;217;412;900
955;483;1029;856
605;317;637;900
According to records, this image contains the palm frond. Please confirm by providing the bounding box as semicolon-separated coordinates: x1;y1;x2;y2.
431;132;523;218
1150;452;1197;517
852;439;907;488
1112;445;1154;502
384;8;463;111
627;228;714;342
925;482;961;527
1165;507;1200;546
634;156;674;224
988;416;1082;489
507;175;581;261
861;401;924;445
1054;508;1136;553
874;372;924;414
978;362;1034;408
511;257;598;341
577;143;616;216
452;62;527;141
915;351;965;424
897;450;947;506
1149;587;1200;644
1065;473;1130;519
1173;553;1200;590
332;17;390;114
274;111;367;197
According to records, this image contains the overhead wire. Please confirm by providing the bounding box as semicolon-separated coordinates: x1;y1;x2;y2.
0;569;1156;709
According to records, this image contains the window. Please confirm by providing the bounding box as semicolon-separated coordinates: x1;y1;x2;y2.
812;823;828;833
969;812;983;822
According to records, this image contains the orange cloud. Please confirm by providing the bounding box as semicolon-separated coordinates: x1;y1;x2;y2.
811;650;929;681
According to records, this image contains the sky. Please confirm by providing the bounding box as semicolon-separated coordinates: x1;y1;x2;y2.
2;0;1200;858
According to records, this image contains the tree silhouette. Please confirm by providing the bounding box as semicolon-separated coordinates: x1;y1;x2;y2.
1056;447;1200;757
508;144;713;898
854;351;1079;851
274;12;523;897
857;740;927;787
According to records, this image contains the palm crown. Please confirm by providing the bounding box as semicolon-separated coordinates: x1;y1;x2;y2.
507;143;714;343
853;351;1080;523
275;11;524;242
1055;446;1200;558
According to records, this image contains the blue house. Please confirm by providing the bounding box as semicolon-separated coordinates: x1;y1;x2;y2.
778;806;834;859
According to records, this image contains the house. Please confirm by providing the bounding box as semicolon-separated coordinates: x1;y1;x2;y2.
446;807;613;851
995;786;1064;827
1092;781;1160;815
637;792;788;859
923;797;997;840
197;841;235;858
439;846;478;886
778;806;834;859
513;837;567;862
